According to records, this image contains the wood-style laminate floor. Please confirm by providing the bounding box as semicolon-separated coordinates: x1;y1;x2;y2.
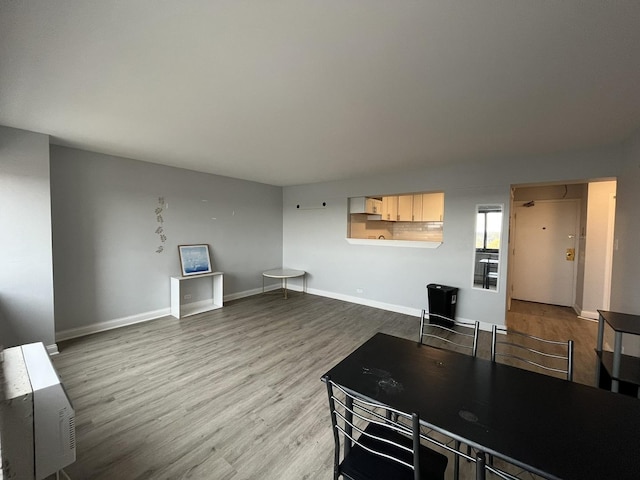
505;300;599;386
52;294;597;480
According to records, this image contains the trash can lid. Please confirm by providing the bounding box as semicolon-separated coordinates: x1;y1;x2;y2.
426;283;458;292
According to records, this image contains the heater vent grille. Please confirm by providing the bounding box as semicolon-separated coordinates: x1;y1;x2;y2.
69;416;76;450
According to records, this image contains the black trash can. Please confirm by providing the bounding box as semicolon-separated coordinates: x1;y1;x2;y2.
426;284;458;327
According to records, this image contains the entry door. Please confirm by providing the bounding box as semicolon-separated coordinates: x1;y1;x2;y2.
511;200;579;306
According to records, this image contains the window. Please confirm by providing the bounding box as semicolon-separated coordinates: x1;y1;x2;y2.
476;208;502;251
473;205;503;291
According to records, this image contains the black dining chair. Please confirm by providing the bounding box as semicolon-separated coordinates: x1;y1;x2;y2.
323;375;448;480
419;310;480;480
488;325;574;479
491;325;574;381
419;311;480;356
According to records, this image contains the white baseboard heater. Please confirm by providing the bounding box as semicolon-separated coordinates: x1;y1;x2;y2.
1;342;76;479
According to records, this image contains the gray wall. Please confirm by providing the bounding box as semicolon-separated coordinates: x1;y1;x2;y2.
50;146;283;336
4;123;640;350
611;130;640;355
0;126;55;349
283;144;625;328
581;181;617;318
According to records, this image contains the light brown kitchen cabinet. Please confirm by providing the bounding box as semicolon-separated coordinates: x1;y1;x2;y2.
420;193;444;221
397;195;413;221
381;196;398;221
412;194;423;221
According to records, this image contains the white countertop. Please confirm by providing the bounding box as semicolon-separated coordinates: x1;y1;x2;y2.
345;238;442;248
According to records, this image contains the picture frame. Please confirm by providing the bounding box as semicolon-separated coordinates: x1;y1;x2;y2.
178;244;213;276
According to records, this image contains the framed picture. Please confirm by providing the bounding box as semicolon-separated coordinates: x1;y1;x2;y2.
178;244;213;276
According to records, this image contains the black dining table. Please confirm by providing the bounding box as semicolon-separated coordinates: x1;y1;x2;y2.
322;332;640;480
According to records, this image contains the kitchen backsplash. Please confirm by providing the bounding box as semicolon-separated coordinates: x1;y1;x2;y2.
349;214;443;242
391;221;443;241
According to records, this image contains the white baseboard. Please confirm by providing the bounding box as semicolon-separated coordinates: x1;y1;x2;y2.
307;286;420;316
464;319;495;332
577;309;599;321
56;307;171;342
46;344;59;355
55;286;281;342
306;287;496;332
224;284;279;302
55;285;498;342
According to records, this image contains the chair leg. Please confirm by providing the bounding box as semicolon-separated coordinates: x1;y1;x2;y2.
454;440;460;480
476;452;486;480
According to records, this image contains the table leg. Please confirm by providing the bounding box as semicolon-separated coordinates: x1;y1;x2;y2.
596;313;605;351
284;278;288;299
612;331;622;393
596;313;605;386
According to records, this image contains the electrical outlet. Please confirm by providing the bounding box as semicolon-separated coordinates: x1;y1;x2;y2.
184;294;192;300
356;288;364;294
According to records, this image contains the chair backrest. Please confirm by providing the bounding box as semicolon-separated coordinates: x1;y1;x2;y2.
419;310;479;357
491;325;574;381
324;375;453;480
324;376;421;478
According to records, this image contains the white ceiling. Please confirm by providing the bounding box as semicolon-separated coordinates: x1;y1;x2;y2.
1;1;639;186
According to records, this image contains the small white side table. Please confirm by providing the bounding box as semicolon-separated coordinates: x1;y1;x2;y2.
262;268;306;299
170;271;224;318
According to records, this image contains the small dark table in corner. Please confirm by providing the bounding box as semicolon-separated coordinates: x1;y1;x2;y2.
596;309;640;398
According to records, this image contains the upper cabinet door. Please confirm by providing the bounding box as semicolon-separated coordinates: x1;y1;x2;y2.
397;195;413;221
412;194;423;221
381;196;398;221
367;198;382;214
421;193;444;221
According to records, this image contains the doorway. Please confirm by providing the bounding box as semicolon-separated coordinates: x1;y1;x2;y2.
508;180;617;319
510;199;579;306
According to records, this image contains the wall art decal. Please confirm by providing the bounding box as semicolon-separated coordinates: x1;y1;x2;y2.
155;197;167;253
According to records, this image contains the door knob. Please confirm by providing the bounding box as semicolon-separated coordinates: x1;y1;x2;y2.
566;248;575;261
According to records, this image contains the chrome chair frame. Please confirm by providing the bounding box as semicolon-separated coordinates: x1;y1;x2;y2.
419;310;479;356
419;310;480;480
491;325;574;381
324;375;450;480
487;326;573;477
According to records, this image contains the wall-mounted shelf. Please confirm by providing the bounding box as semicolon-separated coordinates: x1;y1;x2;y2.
170;272;224;319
